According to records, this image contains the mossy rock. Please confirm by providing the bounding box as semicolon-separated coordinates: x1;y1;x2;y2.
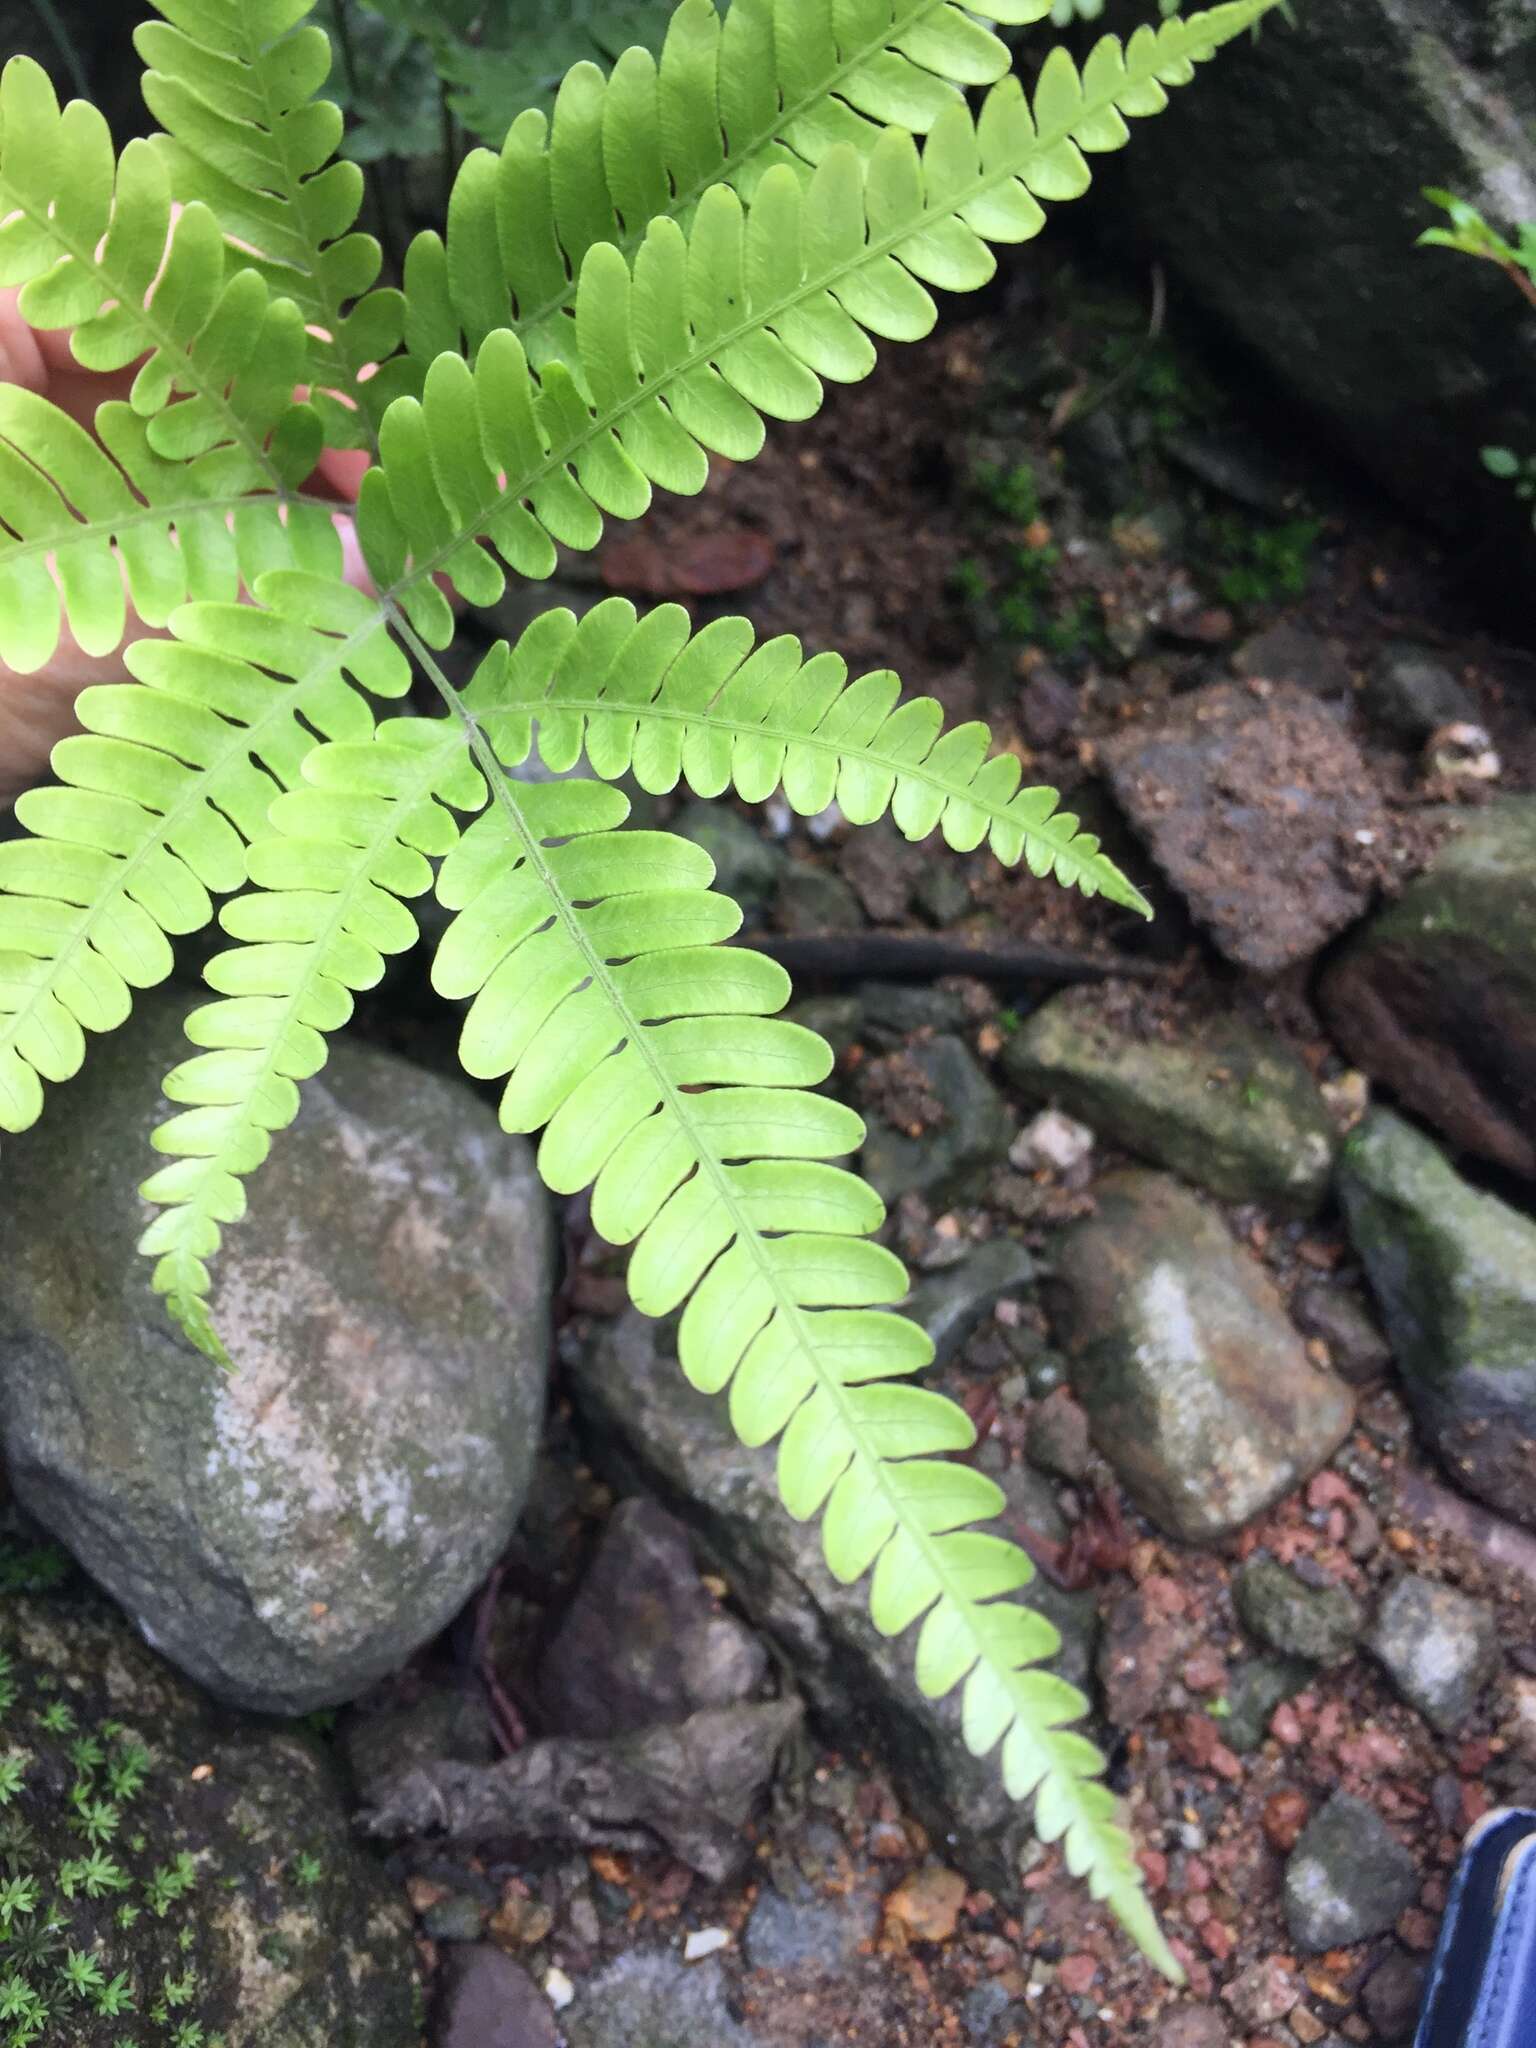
1001;992;1337;1215
0;1582;419;2047
1322;800;1536;1180
1339;1109;1536;1530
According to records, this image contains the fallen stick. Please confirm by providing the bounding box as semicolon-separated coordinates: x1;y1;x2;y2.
741;931;1166;985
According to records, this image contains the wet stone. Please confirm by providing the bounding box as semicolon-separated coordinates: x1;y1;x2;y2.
742;1877;881;1974
1224;1655;1315;1754
1339;1108;1536;1530
0;994;552;1714
673;799;785;916
538;1497;768;1739
1045;1171;1354;1540
1283;1792;1419;1952
1363;642;1478;741
1235;1558;1364;1668
560;1952;759;2048
433;1947;559;2048
1290;1279;1393;1387
775;862;864;935
1366;1574;1500;1734
1321;800;1536;1179
859;1034;1012;1206
566;1309;1047;1893
904;1238;1035;1368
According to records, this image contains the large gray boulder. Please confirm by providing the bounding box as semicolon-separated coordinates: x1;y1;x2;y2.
1102;0;1536;546
1045;1171;1355;1540
1339;1108;1536;1529
1322;800;1536;1180
0;993;552;1711
0;1589;419;2047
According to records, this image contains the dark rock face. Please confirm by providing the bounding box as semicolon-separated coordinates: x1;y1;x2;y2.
559;1952;757;2048
1099;682;1386;972
1321;800;1536;1179
0;994;552;1712
538;1497;768;1738
1045;1171;1354;1540
0;1592;419;2047
1339;1109;1536;1529
1102;0;1536;547
363;1700;801;1885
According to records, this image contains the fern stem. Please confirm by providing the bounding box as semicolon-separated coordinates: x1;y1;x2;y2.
389;603;1175;1978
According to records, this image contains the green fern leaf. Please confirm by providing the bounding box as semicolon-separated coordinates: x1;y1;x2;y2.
0;574;408;1133
368;2;1280;645
0;389;341;676
135;0;406;445
470;597;1149;913
404;0;1059;371
0;53;315;471
138;712;480;1357
393;635;1174;1972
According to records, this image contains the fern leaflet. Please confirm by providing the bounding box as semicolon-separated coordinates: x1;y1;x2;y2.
0;54;312;475
368;5;1278;642
471;597;1149;912
136;0;406;445
139;710;478;1358
0;390;342;675
403;0;1057;371
0;575;407;1132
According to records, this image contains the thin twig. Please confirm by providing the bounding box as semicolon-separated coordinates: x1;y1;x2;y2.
741;932;1166;986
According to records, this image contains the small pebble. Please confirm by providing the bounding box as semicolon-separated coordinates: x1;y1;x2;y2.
1009;1107;1095;1174
544;1967;576;2010
683;1927;731;1962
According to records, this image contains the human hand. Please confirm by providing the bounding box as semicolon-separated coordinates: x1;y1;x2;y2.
0;288;372;803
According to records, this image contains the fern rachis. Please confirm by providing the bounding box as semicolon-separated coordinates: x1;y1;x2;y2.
0;0;1280;1973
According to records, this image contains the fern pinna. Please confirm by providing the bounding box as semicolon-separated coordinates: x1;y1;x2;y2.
0;0;1278;1972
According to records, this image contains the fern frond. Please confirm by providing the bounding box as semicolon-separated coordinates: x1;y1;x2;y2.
389;633;1173;1972
135;0;405;445
0;54;315;479
0;390;342;675
138;714;480;1358
469;598;1149;913
404;0;1058;370
0;574;408;1134
368;3;1279;640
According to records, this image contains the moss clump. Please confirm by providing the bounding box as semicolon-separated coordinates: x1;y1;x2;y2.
0;1577;418;2048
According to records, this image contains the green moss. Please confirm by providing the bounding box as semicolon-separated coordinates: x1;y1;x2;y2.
1203;511;1320;608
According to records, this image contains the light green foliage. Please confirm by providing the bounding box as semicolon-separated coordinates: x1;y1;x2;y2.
137;0;407;439
0;0;1280;1971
